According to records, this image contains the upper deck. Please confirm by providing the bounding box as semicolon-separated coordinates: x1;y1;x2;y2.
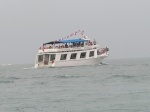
38;38;99;54
38;44;99;54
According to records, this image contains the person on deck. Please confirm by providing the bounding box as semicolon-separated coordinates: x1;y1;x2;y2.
65;43;68;48
93;39;96;45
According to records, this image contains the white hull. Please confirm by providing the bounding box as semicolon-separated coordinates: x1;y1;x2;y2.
35;53;108;68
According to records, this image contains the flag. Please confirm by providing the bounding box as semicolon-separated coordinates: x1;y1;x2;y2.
81;30;84;36
70;33;74;36
75;31;78;35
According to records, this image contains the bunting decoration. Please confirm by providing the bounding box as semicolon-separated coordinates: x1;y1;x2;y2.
57;30;87;41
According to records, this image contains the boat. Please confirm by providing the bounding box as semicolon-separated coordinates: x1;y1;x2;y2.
34;31;109;68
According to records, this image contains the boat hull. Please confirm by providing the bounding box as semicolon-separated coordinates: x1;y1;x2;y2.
34;53;108;68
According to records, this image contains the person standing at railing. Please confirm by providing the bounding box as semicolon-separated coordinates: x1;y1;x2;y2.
93;39;96;45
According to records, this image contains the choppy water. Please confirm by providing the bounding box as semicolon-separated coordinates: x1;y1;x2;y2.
0;58;150;112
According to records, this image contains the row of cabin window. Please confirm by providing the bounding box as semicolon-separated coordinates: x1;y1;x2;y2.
38;51;94;62
60;51;94;60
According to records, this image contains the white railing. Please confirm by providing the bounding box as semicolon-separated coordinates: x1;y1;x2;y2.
38;44;99;53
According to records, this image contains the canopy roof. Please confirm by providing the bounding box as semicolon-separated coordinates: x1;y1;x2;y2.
60;39;85;43
43;39;86;45
43;41;61;45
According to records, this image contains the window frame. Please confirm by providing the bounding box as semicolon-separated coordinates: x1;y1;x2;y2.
80;52;86;58
89;51;94;57
60;54;67;60
38;55;43;62
70;53;77;59
50;54;56;61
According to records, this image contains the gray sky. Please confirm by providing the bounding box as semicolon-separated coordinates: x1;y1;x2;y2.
0;0;150;64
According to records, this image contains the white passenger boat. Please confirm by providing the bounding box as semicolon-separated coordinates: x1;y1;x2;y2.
34;32;109;68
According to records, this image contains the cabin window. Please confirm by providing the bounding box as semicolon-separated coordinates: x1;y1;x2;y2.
70;53;77;59
43;54;49;65
44;54;49;61
50;54;56;61
38;55;43;62
89;51;94;57
80;52;86;58
60;54;67;60
97;50;100;55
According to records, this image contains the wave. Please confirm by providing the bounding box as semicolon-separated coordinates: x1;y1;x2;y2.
1;64;12;66
0;80;14;84
100;62;109;65
53;75;82;79
7;77;21;80
22;67;35;70
106;75;135;80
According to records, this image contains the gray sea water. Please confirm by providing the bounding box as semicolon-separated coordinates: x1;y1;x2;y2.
0;58;150;112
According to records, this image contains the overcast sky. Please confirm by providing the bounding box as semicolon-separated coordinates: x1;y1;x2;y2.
0;0;150;64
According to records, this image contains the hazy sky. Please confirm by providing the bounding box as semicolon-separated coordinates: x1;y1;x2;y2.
0;0;150;64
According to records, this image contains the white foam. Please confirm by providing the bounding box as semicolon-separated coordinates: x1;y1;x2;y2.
1;64;12;66
22;67;35;70
100;62;108;65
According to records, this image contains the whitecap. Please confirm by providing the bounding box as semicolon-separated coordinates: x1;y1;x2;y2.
1;64;12;66
22;67;35;70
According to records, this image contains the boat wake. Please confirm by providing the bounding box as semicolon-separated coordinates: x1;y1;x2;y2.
22;67;35;70
99;62;108;66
